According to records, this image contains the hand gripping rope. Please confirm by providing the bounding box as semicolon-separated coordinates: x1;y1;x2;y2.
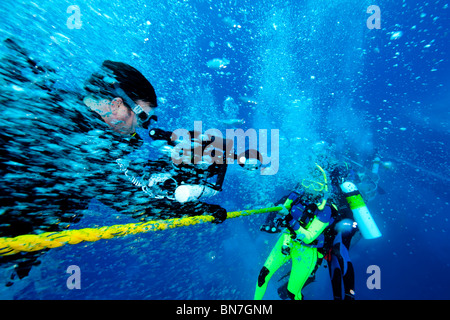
0;206;282;257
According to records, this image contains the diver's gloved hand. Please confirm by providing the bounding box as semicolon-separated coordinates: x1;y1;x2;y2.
278;205;289;216
210;205;227;224
148;128;176;146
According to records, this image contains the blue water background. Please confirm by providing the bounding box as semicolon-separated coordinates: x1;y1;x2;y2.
0;0;449;299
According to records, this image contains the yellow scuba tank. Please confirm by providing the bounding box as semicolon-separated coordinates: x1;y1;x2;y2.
340;181;382;239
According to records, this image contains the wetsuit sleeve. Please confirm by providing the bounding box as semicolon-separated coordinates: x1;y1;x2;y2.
282;191;300;210
293;205;332;244
294;217;329;244
206;163;227;191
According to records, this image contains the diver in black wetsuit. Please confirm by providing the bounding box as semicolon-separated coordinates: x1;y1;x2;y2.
322;162;359;300
0;38;249;285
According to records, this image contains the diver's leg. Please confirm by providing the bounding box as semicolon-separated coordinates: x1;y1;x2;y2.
341;231;356;300
287;245;318;300
329;255;343;300
343;261;355;300
254;233;291;300
328;238;350;300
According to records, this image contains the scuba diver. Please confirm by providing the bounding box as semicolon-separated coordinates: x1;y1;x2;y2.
1;39;264;286
322;161;359;300
254;164;334;300
260;152;382;300
324;158;383;300
342;150;393;203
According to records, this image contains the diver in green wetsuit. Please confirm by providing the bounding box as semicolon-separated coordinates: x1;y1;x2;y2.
254;164;335;300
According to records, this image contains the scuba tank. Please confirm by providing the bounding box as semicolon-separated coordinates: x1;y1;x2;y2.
174;184;219;203
372;157;381;175
372;156;394;173
340;181;382;239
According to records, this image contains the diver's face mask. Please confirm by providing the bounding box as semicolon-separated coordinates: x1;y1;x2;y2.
301;180;326;206
301;179;326;192
113;83;157;129
133;104;158;129
301;164;331;210
301;163;329;194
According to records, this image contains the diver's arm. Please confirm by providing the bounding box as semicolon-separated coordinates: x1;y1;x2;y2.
294;216;329;244
207;163;228;191
277;193;296;216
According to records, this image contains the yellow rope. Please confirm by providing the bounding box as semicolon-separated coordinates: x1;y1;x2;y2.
0;206;282;257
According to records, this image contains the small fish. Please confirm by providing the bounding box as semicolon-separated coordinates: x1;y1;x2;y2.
206;58;230;69
390;31;403;40
222;16;241;28
238;96;258;105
